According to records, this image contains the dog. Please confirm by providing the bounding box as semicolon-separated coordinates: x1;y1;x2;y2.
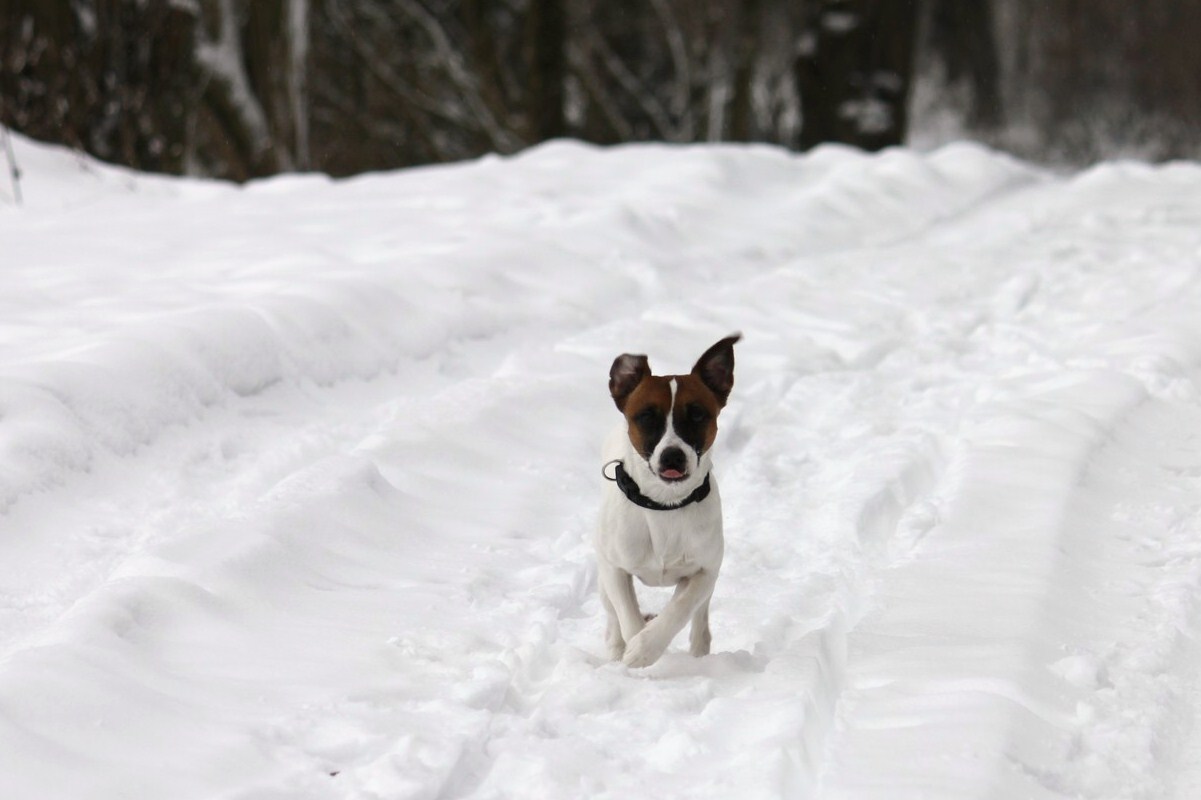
595;333;740;667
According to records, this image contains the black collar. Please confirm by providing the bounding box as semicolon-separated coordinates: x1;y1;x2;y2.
604;460;712;511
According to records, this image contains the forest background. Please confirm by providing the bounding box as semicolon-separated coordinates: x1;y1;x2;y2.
2;1;1198;182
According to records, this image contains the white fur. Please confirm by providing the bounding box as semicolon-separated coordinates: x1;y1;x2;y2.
594;421;724;668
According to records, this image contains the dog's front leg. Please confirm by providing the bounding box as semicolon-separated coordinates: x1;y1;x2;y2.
600;590;626;661
689;597;712;657
597;559;644;659
622;569;717;668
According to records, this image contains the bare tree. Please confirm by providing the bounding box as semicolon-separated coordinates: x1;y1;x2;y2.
194;0;310;178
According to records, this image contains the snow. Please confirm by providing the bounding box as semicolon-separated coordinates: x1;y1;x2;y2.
3;132;1201;799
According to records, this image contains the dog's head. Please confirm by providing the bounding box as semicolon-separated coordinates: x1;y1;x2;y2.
609;334;740;485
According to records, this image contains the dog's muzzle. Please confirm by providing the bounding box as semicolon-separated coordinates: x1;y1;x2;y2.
657;446;688;481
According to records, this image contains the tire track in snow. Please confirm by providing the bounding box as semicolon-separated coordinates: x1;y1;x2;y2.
815;168;1201;800
1017;384;1201;799
817;364;1201;800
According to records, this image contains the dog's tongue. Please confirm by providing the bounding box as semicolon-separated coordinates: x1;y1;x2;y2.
660;468;684;480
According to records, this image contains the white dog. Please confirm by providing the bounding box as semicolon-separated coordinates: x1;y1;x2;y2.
595;334;740;667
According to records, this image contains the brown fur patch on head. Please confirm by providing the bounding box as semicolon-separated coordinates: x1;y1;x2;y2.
621;376;672;458
621;373;723;458
670;374;721;454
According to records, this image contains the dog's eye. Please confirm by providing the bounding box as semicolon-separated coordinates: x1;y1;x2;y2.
633;408;659;427
685;404;709;423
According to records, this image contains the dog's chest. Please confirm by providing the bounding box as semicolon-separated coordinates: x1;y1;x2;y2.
634;524;697;586
604;500;722;587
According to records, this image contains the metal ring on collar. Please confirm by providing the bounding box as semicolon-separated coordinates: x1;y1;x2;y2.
602;459;622;482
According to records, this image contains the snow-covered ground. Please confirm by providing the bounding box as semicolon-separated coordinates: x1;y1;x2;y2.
3;132;1201;799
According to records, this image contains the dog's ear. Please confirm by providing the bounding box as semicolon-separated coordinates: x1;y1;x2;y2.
692;333;741;406
609;353;650;411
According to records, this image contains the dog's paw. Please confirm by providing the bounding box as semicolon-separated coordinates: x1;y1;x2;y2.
606;640;625;661
621;629;667;668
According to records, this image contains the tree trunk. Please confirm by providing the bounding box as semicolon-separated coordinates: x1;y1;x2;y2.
525;0;566;141
729;0;763;141
797;0;861;148
927;0;1002;128
796;0;918;150
244;0;308;169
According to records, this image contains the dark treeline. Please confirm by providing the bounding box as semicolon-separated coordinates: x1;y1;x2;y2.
1;0;1198;181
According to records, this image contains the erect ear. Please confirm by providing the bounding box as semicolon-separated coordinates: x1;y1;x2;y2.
691;333;741;406
609;353;650;411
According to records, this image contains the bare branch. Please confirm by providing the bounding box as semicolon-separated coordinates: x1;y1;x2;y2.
392;0;523;152
566;45;636;141
1;123;22;206
326;2;474;133
580;27;681;141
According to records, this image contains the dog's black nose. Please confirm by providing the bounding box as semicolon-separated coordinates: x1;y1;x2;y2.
659;446;687;474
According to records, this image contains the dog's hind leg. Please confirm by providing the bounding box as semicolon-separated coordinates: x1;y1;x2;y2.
689;597;712;657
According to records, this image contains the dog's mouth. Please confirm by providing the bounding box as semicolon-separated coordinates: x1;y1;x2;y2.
658;468;688;482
